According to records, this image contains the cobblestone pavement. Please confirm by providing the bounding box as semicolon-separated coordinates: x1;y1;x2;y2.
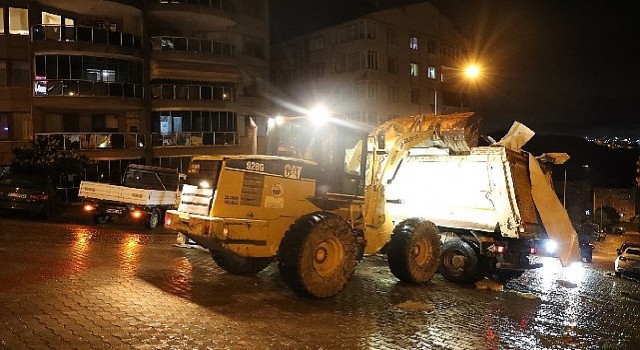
0;212;639;350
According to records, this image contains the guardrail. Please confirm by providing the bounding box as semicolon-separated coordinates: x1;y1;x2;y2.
152;132;236;147
31;24;142;49
150;84;233;101
157;0;236;12
151;36;234;57
33;79;143;98
35;133;145;150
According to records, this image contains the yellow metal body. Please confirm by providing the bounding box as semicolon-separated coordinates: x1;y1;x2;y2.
166;113;480;258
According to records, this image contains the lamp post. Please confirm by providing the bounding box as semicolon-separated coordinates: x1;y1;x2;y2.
434;64;481;115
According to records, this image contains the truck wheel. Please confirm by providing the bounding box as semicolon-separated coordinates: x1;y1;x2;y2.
210;246;272;275
93;214;110;224
146;209;161;230
277;212;358;299
387;218;441;283
439;239;482;283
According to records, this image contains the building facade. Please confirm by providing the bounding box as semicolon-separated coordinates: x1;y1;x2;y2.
0;0;270;183
271;2;473;128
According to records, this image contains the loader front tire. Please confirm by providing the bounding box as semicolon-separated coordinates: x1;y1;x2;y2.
387;218;441;283
439;239;482;283
277;212;358;299
210;246;272;275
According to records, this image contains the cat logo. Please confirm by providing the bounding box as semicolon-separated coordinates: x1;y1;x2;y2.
284;164;302;179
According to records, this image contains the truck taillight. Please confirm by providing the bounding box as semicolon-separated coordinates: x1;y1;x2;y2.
165;216;172;227
130;210;143;219
83;203;95;212
489;244;506;254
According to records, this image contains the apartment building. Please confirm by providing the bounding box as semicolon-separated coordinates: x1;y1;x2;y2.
0;0;270;183
271;2;473;128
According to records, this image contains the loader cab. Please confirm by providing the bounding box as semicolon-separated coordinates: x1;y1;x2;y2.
266;117;366;196
186;157;223;191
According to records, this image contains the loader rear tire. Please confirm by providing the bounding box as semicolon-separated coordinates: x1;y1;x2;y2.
210;246;272;275
277;212;358;299
387;218;441;283
439;239;482;283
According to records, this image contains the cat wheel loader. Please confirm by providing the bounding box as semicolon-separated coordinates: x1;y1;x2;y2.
164;112;580;298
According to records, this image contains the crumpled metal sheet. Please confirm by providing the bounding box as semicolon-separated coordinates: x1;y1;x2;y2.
371;112;479;153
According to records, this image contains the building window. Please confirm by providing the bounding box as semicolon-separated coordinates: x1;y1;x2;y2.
9;7;28;35
388;86;397;103
387;28;397;45
427;66;436;80
10;60;30;87
411;89;420;104
410;63;419;77
366;51;378;70
409;35;418;50
243;35;264;58
427;39;436;54
309;35;324;51
42;12;61;25
336;20;377;43
0;114;8;140
0;60;6;86
310;63;324;78
0;8;4;34
388;57;398;74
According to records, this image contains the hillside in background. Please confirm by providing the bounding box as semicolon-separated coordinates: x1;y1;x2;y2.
486;132;639;188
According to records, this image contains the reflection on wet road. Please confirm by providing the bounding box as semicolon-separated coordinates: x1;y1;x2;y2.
0;217;638;349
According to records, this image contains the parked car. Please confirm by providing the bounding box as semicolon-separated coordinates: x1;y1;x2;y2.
0;173;57;219
615;246;640;277
617;242;640;255
607;226;625;234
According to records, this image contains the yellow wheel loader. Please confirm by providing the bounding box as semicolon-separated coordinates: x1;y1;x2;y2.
165;112;580;298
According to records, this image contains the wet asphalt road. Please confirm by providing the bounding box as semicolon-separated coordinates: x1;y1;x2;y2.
0;211;639;350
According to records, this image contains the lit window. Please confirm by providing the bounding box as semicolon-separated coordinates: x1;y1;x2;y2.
410;63;419;77
42;12;62;25
9;7;29;35
0;8;4;34
427;66;436;80
409;35;418;50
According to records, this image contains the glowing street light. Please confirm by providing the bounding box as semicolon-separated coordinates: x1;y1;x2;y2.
434;63;482;115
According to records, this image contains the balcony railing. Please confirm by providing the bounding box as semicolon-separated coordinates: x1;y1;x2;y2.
35;133;145;151
152;132;236;147
150;84;234;101
151;36;235;57
33;79;143;98
31;24;142;49
157;0;236;12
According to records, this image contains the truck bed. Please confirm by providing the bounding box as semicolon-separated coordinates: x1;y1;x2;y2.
79;181;177;207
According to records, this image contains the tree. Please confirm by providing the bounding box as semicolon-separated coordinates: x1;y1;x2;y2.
10;140;94;184
592;205;620;229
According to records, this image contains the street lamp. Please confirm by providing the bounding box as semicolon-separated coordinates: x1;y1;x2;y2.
434;63;482;115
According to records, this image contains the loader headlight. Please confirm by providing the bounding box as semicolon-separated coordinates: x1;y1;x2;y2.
199;180;211;189
545;240;558;254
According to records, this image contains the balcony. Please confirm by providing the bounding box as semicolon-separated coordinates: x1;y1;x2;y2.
157;0;236;12
150;83;233;101
35;133;145;151
151;36;234;57
33;79;143;99
31;24;142;49
152;132;236;147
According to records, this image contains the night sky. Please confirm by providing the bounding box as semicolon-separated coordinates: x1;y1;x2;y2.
270;0;640;137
